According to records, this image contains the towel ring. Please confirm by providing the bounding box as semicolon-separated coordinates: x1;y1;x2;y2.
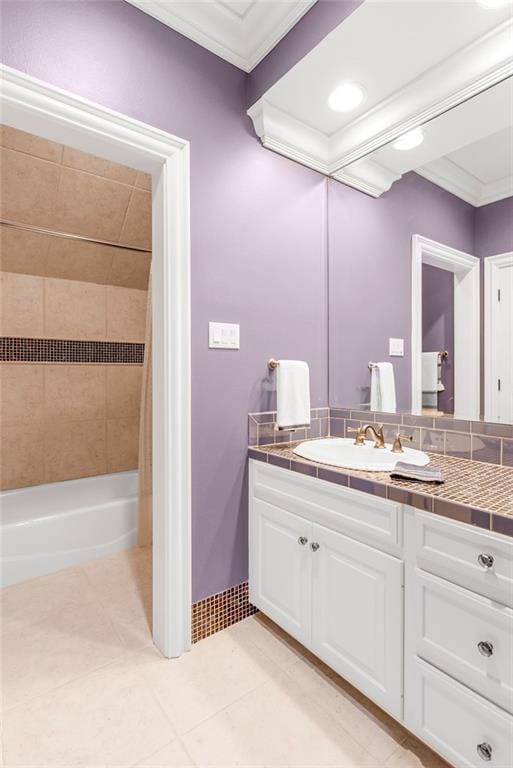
268;358;279;370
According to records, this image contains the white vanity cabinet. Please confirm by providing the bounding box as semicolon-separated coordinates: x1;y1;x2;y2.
249;460;404;718
249;458;513;768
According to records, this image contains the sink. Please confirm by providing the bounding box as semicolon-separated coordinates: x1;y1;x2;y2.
293;438;430;472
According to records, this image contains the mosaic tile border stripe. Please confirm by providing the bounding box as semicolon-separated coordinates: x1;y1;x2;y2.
248;444;513;537
191;580;257;643
0;337;145;364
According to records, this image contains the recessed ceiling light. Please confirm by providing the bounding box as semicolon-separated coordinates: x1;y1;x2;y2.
393;127;424;151
328;83;365;113
476;0;511;8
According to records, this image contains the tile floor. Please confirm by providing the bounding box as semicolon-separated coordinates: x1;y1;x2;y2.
1;547;450;768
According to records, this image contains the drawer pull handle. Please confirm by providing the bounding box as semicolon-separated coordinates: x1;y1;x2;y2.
478;641;494;657
298;536;308;546
478;553;494;570
310;542;320;552
477;742;493;762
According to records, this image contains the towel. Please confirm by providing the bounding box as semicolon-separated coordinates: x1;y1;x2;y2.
422;352;444;393
276;360;311;430
370;362;396;413
391;461;444;484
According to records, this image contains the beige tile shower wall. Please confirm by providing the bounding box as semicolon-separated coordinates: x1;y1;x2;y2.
0;126;150;490
0;273;147;342
0;125;151;290
0;364;142;490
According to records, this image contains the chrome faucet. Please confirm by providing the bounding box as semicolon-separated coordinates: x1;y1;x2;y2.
361;424;386;449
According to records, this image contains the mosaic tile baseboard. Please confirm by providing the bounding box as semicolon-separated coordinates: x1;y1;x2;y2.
191;580;258;643
0;337;145;364
329;408;512;469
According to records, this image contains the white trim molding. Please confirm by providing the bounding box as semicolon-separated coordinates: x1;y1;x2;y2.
126;0;316;72
484;251;513;423
417;158;513;208
411;235;480;421
0;64;192;658
248;17;513;196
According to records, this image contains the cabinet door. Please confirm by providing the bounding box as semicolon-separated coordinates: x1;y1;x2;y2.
311;523;403;718
250;498;312;646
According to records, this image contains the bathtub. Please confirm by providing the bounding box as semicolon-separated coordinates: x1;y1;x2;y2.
0;471;138;587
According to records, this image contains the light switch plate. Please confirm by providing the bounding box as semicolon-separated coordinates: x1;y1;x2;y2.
389;337;404;356
209;322;240;349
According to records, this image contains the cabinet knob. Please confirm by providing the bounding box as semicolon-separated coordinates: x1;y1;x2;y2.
476;742;493;762
298;536;308;546
478;553;495;570
477;641;494;658
310;542;320;552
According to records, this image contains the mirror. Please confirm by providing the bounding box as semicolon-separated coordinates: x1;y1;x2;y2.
328;80;513;424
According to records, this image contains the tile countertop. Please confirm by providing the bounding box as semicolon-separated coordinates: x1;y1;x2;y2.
248;440;513;538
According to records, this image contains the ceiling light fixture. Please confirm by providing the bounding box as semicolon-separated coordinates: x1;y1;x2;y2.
393;127;424;151
328;83;365;113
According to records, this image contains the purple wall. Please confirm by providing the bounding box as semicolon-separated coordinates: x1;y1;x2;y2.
0;0;328;602
422;265;454;413
475;197;513;258
247;0;362;107
328;173;475;411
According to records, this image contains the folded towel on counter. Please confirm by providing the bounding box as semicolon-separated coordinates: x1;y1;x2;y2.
276;360;311;430
370;362;396;413
390;462;444;484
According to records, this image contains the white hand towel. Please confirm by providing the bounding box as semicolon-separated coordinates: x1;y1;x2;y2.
276;360;311;430
422;352;444;393
370;362;396;413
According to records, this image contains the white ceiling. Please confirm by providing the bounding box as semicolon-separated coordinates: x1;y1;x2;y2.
247;0;513;201
261;0;513;135
366;80;513;206
448;127;513;186
126;0;317;71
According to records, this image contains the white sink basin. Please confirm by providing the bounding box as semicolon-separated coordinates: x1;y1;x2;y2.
293;438;430;472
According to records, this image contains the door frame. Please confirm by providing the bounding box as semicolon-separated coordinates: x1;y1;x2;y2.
0;65;191;658
484;251;513;423
411;235;480;420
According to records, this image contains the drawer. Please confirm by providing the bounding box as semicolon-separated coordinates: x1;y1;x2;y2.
406;658;513;768
409;569;513;713
251;460;401;553
412;511;513;607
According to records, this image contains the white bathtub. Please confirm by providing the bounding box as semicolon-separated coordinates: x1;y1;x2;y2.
0;471;138;587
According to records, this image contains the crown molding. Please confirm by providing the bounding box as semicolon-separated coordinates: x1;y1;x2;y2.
332;159;401;198
248;17;513;197
126;1;316;72
417;157;513;207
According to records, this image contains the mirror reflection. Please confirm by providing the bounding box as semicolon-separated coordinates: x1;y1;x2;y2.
328;80;513;424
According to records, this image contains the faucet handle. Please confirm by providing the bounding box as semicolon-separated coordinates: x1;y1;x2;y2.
391;433;413;454
347;427;365;445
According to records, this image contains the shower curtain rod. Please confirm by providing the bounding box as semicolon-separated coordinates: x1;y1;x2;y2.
0;219;152;254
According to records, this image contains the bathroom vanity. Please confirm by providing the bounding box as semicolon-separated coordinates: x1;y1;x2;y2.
248;447;513;768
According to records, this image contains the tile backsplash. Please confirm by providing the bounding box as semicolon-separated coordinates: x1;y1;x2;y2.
248;408;330;447
249;406;512;469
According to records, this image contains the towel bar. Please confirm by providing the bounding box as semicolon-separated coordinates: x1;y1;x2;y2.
268;358;279;370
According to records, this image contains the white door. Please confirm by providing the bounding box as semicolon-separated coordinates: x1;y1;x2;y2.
250;498;312;646
485;253;513;423
310;523;404;718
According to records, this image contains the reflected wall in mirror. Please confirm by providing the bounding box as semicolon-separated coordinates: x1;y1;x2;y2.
328;80;513;424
